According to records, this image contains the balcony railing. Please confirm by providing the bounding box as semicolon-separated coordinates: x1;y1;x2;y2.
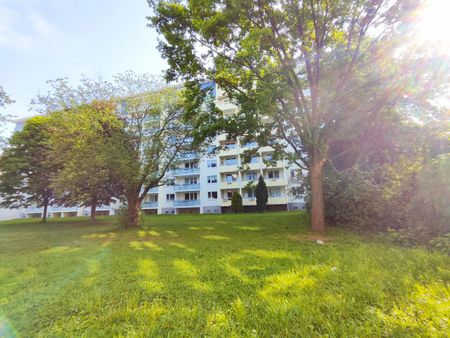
173;167;200;176
142;201;158;209
174;199;201;207
174;183;200;192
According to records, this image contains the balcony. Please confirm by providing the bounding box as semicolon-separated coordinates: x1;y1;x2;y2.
148;186;159;193
174;199;201;207
173;167;200;176
216;98;238;115
220;181;239;190
265;178;286;187
25;206;79;213
142;201;158;209
221;199;231;207
243;198;257;206
268;196;289;205
174;183;201;192
264;160;285;169
219;164;239;173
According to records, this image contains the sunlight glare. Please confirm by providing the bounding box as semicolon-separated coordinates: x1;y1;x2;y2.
415;0;450;54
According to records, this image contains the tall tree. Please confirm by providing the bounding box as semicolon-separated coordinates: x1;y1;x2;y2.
150;0;447;232
49;102;122;223
0;116;57;222
256;175;268;212
231;191;243;213
115;87;197;227
31;71;197;227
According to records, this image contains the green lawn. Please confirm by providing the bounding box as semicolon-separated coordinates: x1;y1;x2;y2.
0;212;449;337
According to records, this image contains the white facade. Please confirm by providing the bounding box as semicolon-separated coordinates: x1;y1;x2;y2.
3;83;304;219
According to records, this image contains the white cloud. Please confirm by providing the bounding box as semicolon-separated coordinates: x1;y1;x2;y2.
0;1;61;51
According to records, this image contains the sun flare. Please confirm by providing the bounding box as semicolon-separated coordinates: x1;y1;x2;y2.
415;0;450;54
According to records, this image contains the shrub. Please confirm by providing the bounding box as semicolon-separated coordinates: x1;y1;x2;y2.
231;192;243;214
116;205;144;228
255;176;268;212
429;234;450;255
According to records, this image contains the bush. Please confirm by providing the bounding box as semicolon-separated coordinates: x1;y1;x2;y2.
231;192;243;213
324;168;384;230
255;176;268;212
429;233;450;255
115;205;145;227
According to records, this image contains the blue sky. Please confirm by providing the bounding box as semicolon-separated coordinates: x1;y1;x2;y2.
0;0;166;133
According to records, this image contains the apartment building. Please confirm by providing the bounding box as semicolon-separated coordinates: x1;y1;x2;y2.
9;82;304;219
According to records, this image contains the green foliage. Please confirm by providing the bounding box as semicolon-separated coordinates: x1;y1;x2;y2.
231;191;243;213
32;72;200;227
325;151;450;250
429;234;450;255
49;101;123;221
0;116;57;221
255;176;268;212
0;212;449;336
150;0;449;230
324;168;384;230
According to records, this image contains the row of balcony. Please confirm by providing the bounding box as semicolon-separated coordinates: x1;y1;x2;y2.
219;161;285;173
221;196;288;206
142;200;201;208
220;178;286;189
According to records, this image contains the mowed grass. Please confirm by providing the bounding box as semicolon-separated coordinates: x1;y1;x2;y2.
0;212;449;337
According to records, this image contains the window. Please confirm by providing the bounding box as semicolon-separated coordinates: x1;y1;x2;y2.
208;191;218;199
243;141;257;148
250;156;259;163
184;192;198;200
148;194;158;202
207;175;217;183
246;171;258;181
267;170;280;179
166;194;175;201
166;178;175;186
245;189;255;198
184;161;198;169
263;153;273;161
184;177;198;184
207;159;217;168
226;191;233;199
224;142;237;150
269;188;281;197
224;157;238;166
225;173;237;183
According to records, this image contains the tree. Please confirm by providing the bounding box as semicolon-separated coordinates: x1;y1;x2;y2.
49;102;122;223
150;0;447;232
0;116;57;222
256;176;268;212
231;191;243;213
0;86;14;108
115;86;197;227
31;71;197;228
0;86;14;146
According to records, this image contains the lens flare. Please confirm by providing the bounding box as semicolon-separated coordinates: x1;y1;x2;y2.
414;0;450;54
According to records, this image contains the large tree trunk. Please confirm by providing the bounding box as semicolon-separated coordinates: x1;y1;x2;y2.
126;193;141;228
90;194;97;224
42;203;48;223
310;147;326;233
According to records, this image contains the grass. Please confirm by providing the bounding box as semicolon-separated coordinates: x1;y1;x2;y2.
0;212;449;337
